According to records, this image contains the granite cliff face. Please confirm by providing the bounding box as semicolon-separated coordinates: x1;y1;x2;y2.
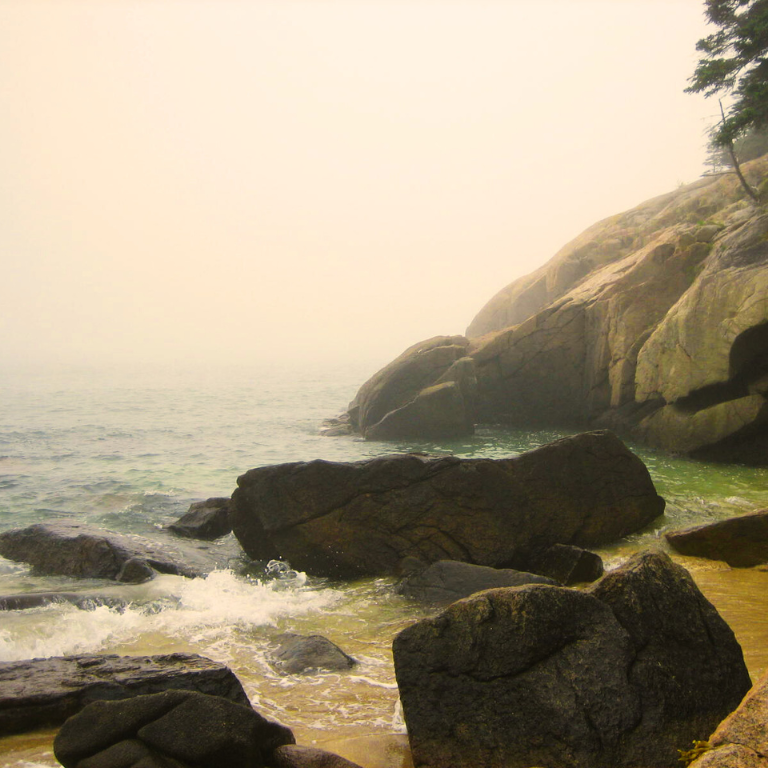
344;156;768;464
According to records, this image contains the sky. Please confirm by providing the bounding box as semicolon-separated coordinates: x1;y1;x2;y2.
1;0;719;370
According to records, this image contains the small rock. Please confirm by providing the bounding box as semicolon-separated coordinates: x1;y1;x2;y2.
396;559;555;604
0;592;126;611
525;543;604;585
272;745;365;768
168;498;232;541
272;634;356;675
117;557;156;584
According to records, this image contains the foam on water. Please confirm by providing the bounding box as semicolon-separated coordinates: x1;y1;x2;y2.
0;569;341;663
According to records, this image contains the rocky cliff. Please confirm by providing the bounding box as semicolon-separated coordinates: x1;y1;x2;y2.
342;156;768;464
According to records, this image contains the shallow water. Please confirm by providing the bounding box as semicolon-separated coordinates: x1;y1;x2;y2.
1;361;767;767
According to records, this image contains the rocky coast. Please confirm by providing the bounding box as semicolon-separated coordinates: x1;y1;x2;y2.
333;156;768;467
1;427;768;767
2;165;768;767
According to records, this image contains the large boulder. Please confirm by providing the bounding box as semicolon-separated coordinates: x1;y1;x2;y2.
0;521;236;581
392;551;751;768
0;653;250;736
346;335;477;439
666;509;768;567
53;689;294;768
230;430;664;578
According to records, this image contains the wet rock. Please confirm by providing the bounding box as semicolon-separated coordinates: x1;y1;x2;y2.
0;653;250;736
168;498;232;541
395;559;555;604
0;521;235;581
271;634;356;675
53;689;294;768
666;509;768;567
272;744;365;768
231;430;664;578
116;557;156;584
0;591;126;611
393;551;750;768
525;543;604;585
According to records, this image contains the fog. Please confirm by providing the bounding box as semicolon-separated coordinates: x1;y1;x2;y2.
1;0;716;371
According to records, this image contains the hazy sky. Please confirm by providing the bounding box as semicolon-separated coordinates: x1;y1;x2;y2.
1;0;717;370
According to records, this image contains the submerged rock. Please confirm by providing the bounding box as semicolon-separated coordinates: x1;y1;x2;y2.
230;430;664;578
271;634;356;675
0;591;126;611
0;653;250;736
666;509;768;567
396;559;555;604
272;745;366;768
0;520;235;581
168;497;232;541
53;689;294;768
392;551;751;768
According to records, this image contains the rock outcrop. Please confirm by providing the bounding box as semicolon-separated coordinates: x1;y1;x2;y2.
0;653;250;736
392;551;751;768
0;521;236;582
666;509;768;567
230;430;664;578
53;689;294;768
341;157;768;462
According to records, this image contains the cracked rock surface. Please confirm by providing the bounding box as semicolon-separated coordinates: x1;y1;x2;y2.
230;431;664;578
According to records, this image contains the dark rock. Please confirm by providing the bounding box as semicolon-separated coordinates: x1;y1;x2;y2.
271;634;356;675
666;509;768;567
0;521;235;581
116;557;156;584
393;551;750;768
0;592;126;611
272;744;365;768
53;689;295;768
230;430;665;578
0;653;250;736
396;559;555;604
168;498;232;541
689;668;768;767
525;543;604;584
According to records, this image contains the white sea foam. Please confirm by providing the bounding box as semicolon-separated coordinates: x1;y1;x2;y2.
0;569;341;663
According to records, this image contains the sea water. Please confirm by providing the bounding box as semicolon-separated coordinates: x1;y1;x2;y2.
1;360;768;767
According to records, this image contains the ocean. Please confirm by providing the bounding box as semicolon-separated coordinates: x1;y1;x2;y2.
1;360;768;767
